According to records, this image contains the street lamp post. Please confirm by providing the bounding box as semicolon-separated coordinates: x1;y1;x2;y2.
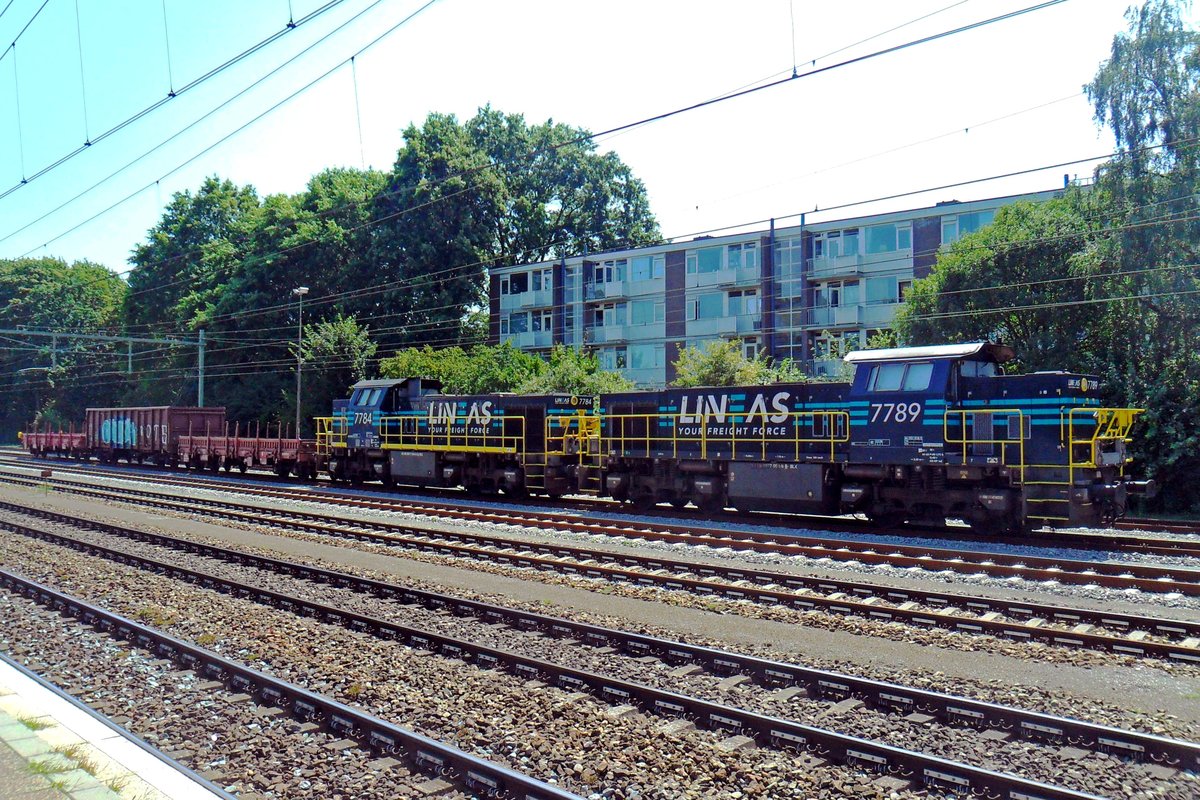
292;286;309;437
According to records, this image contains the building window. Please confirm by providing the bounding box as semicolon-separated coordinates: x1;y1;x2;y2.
500;317;509;335
690;292;724;320
532;268;552;292
866;276;898;304
630;299;664;326
774;236;803;281
598;347;628;371
508;312;528;334
866;222;913;254
742;339;759;360
816;281;859;307
815;228;860;259
508;273;528;294
898;280;913;302
941;210;995;245
686;247;722;274
728;242;758;270
727;289;759;316
595;259;626;283
596;302;627;327
629;343;664;370
630;254;665;282
500;276;509;295
531;309;552;332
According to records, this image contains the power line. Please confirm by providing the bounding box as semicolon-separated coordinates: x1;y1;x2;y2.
0;0;354;202
0;0;409;248
12;0;1066;310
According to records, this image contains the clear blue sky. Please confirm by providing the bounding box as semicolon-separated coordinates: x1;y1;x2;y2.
0;0;1182;282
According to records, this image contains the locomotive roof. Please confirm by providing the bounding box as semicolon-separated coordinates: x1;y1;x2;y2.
351;377;444;391
843;341;1014;364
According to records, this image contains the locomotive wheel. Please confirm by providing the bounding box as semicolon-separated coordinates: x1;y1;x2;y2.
868;510;906;530
632;494;658;511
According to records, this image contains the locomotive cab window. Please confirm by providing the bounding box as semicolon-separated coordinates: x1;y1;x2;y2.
959;360;997;378
868;361;931;392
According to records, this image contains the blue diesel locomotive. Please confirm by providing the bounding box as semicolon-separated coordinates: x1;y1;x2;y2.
317;342;1153;531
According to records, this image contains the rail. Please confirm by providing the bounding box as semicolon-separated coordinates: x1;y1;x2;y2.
5;502;1194;770
602;410;849;462
0;568;581;800
0;518;1145;797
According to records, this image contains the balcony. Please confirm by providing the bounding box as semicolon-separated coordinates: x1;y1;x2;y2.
500;288;553;310
585;281;628;301
807;304;862;328
504;330;553;349
734;314;761;335
807;358;849;379
583;324;628;344
688;316;737;338
862;300;903;327
687;265;760;290
519;288;554;308
808;253;864;281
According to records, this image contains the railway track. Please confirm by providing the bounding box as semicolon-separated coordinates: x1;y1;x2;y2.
2;501;1193;799
4;474;1199;665
0;569;578;800
4;459;1200;595
5;452;1197;557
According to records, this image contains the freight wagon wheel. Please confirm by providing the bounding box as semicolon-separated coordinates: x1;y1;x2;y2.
238;462;248;474
669;497;690;510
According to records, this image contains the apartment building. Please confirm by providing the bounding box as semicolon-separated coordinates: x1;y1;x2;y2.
489;188;1064;386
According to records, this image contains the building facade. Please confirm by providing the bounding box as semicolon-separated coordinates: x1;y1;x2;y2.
489;189;1063;386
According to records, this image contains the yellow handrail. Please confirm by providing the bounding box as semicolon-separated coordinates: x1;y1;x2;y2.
314;416;342;454
942;409;1026;482
378;413;525;455
1065;406;1143;488
600;410;849;462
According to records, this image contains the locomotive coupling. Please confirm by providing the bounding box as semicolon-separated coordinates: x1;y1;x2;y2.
1125;479;1159;499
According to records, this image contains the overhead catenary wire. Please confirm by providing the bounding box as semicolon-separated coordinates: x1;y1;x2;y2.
0;0;408;248
0;0;355;202
11;0;1065;303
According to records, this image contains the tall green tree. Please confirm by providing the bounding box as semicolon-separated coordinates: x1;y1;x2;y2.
293;314;377;436
126;177;261;332
1085;0;1200;510
369;108;661;348
893;196;1111;373
379;342;544;394
0;257;127;439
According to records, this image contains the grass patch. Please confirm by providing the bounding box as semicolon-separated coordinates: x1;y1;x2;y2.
27;758;72;777
106;774;130;793
345;682;365;698
53;744;101;777
134;606;178;627
15;713;52;731
195;632;217;646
